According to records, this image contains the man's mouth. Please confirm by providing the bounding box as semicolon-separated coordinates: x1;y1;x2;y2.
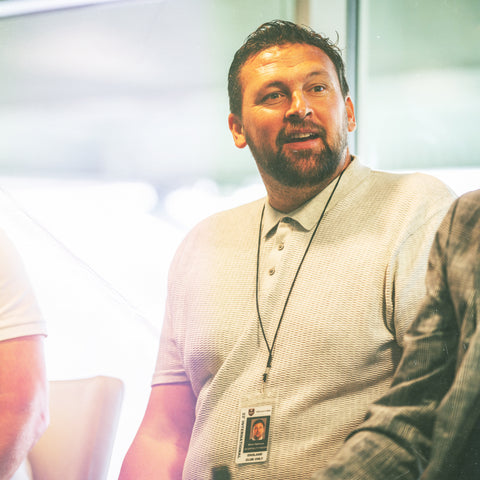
278;123;326;147
284;132;321;143
278;129;325;151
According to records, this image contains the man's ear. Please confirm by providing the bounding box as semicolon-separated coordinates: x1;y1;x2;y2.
345;96;356;133
228;113;247;149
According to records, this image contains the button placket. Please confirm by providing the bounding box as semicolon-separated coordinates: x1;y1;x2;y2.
264;220;290;283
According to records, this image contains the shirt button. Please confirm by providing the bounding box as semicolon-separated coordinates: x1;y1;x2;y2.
268;267;275;276
278;243;284;251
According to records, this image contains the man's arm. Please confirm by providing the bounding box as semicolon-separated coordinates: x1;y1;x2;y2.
0;334;48;480
119;382;196;480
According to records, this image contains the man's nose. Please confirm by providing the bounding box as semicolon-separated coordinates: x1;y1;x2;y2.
285;91;312;120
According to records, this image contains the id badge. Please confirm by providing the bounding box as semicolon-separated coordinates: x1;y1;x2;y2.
235;389;277;465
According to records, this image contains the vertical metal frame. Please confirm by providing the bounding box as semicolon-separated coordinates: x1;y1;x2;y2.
346;0;359;153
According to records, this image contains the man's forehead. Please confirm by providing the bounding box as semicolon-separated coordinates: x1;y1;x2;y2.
247;42;329;63
240;43;336;85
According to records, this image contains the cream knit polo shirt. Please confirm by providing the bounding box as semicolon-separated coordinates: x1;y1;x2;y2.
153;159;455;479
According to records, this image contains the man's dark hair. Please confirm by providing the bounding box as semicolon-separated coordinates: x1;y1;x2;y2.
253;419;265;427
228;20;349;117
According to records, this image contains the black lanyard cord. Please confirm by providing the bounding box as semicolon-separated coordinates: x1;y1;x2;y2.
255;169;345;383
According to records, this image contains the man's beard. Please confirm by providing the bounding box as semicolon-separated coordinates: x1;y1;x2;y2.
246;118;348;188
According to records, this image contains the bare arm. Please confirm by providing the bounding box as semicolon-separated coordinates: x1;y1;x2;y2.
0;335;48;480
119;382;196;480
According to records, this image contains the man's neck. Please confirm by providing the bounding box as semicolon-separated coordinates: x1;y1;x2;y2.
262;153;352;213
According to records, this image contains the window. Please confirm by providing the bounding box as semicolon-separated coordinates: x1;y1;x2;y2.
356;0;480;193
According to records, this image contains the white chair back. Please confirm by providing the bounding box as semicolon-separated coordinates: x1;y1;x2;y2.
28;375;124;480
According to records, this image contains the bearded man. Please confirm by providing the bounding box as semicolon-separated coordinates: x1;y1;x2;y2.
120;20;455;480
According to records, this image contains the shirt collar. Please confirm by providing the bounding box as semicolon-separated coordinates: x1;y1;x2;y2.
262;157;369;238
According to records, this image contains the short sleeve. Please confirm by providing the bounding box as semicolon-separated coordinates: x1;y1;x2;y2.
151;238;190;386
0;229;46;341
151;293;189;386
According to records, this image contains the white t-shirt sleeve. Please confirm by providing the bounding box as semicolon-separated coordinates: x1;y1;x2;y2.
0;229;46;341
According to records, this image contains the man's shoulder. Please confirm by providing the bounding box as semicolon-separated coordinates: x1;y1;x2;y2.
370;169;453;197
168;198;264;273
347;160;454;207
347;166;456;236
193;197;264;231
176;197;265;252
364;169;455;213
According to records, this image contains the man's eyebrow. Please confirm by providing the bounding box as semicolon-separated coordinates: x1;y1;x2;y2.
306;70;331;80
260;71;331;89
260;81;285;90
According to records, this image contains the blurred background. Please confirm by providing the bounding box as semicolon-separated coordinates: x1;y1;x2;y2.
0;0;479;477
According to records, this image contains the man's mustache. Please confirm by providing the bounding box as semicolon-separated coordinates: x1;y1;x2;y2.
276;122;327;147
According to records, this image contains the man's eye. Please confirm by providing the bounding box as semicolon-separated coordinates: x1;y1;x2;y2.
262;92;285;104
311;85;326;93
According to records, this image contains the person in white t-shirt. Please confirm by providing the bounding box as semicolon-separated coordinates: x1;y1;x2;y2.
0;229;48;479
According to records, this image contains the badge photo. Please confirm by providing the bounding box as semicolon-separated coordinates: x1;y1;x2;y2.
235;404;272;465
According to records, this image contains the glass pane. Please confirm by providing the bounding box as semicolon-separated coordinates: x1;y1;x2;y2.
358;0;480;178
